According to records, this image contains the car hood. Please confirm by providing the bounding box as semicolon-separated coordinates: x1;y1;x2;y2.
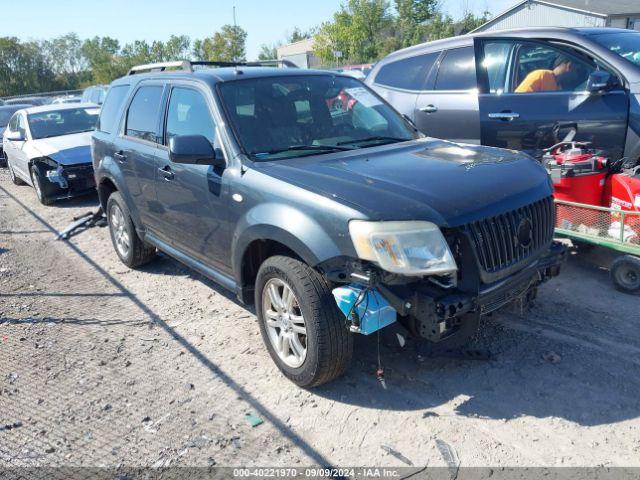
29;131;92;166
255;139;553;227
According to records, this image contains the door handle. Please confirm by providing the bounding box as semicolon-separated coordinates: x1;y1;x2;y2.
419;105;438;113
158;166;174;181
488;111;520;121
114;151;127;163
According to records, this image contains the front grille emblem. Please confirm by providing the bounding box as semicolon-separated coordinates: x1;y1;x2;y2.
516;217;533;248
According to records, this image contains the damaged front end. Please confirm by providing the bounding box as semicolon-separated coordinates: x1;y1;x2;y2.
325;196;567;345
32;157;96;200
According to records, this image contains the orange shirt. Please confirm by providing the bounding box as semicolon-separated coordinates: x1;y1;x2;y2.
515;70;559;93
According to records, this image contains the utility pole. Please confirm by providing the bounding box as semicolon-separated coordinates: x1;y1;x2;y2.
233;5;238;62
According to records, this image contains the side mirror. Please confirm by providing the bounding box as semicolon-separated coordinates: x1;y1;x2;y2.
169;135;224;167
587;71;613;94
6;131;25;142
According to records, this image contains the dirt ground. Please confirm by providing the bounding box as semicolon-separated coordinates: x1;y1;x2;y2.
1;168;639;471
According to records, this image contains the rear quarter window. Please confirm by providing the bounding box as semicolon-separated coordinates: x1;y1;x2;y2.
97;85;130;134
374;52;439;90
434;47;477;91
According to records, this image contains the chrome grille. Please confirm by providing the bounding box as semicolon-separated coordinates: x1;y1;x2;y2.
466;196;555;273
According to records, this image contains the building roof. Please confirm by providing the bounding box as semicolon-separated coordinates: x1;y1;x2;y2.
539;0;640;16
471;0;640;34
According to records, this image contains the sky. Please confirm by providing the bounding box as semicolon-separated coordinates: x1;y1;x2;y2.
2;0;515;60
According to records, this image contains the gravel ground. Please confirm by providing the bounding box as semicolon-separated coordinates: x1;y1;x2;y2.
1;169;639;470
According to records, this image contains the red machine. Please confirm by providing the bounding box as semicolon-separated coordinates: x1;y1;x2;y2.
543;141;640;220
543;139;640;293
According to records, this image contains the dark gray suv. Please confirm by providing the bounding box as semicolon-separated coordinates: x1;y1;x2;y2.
367;27;640;162
92;61;565;387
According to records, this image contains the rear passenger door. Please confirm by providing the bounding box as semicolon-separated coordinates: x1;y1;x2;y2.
414;46;480;143
119;83;166;229
475;38;629;158
368;52;439;121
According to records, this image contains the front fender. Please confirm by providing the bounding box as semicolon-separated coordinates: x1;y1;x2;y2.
232;202;347;285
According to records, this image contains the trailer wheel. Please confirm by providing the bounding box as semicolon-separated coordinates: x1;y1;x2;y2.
611;255;640;294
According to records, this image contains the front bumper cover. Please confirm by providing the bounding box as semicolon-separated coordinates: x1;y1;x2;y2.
378;241;567;342
35;162;96;200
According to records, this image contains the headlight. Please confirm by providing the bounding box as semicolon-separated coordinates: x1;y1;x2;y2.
349;220;457;276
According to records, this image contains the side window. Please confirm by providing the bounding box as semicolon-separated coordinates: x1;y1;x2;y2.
97;85;129;133
165;87;216;145
125;85;163;142
434;47;477;91
513;43;597;93
17;115;26;136
374;52;439;90
8;114;18;132
480;41;514;94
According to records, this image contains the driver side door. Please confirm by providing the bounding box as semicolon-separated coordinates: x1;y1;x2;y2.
475;38;630;159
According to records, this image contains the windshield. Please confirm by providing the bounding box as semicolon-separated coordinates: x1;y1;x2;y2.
592;32;640;67
28;107;100;139
218;75;418;160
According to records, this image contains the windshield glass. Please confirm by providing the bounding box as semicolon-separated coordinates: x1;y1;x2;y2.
592;32;640;67
28;107;100;139
218;75;417;160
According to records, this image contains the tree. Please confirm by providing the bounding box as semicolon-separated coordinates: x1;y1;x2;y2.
288;27;315;43
0;37;62;96
456;10;490;35
258;44;278;60
394;0;439;47
81;36;125;84
193;25;247;62
314;0;393;65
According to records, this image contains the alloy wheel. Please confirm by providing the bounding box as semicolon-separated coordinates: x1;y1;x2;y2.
261;278;307;368
110;203;130;258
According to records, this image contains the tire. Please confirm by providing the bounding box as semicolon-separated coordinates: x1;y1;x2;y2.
8;163;25;185
106;191;156;268
610;255;640;294
255;255;353;388
30;166;54;205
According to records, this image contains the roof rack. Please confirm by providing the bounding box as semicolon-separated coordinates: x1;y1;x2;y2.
127;59;298;75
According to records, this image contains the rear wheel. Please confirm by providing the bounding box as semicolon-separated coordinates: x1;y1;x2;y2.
107;191;156;268
30;166;53;205
8;163;25;185
255;255;353;388
611;255;640;294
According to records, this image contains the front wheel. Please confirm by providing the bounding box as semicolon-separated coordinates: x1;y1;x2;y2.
255;255;353;388
8;163;25;185
611;255;640;294
30;166;53;205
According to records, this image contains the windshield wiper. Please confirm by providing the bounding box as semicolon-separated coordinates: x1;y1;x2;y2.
337;136;408;146
253;144;354;156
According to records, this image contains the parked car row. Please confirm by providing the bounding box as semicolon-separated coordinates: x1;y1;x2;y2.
0;84;109;109
15;28;640;386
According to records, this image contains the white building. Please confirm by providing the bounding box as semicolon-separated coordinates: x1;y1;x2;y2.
276;38;321;69
473;0;640;32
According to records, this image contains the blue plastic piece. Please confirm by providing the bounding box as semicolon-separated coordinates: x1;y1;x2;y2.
332;284;397;335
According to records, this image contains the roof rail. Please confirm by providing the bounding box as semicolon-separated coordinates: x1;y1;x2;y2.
127;61;191;75
127;59;298;75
